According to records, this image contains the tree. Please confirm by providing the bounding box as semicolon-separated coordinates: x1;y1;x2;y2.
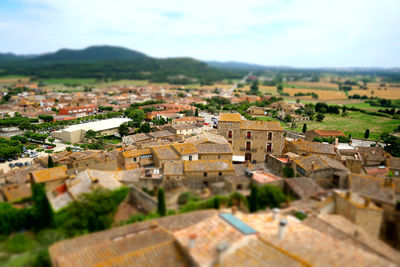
342;106;347;114
157;187;166;216
249;184;259;213
213;197;220;209
283;167;294;178
47;156;55;168
249;81;259;95
316;113;325;122
195;108;199;117
85;130;98;141
139;122;151;133
31;183;54;231
126;109;145;127
302;124;307;134
276;84;283;92
364;129;370;139
283;114;292;123
258;185;286;209
118;122;129;137
48;137;55;143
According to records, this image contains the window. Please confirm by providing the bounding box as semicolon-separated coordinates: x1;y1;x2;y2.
228;130;233;138
246;141;251;151
266;143;272;152
219;172;222;176
218;155;221;159
268;132;272;140
189;155;192;161
228;141;232;145
199;155;201;159
133;157;137;162
204;172;207;177
247;131;251;138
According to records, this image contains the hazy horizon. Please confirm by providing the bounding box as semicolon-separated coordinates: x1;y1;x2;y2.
1;0;399;68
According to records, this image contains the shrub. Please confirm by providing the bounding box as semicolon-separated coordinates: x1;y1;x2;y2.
177;192;199;205
294;211;307;221
4;233;38;254
283;167;294;178
258;185;287;209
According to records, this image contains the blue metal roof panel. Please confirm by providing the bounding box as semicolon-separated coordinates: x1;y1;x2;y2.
219;213;257;235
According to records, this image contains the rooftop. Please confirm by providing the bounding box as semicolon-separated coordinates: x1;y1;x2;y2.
308;129;345;137
184;132;228;145
31;165;68;183
184;160;234;172
151;145;180;160
196;143;233;154
171;143;198;155
218;113;241;122
240;120;283;131
122;148;151;158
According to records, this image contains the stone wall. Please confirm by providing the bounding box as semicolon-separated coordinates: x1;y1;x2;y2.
128;185;157;213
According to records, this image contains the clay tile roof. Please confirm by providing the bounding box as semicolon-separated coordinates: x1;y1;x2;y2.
2;184;32;202
285;178;323;199
311;129;345;136
348;173;396;204
171;143;198;155
31;165;68;183
122;149;151;158
356;146;387;162
151;145;180;160
184;160;234;172
240;120;283;131
388;156;400;169
196;143;233;154
293;155;348;172
124;133;151;142
147;130;175;139
218;113;241;122
292;140;336;155
184;132;228;145
164;161;184;176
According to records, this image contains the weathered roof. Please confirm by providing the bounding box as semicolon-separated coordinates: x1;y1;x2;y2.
218;112;241;122
163;161;184;176
308;129;345;137
147;130;175;139
290;140;336;155
171;143;198;155
122;148;151;158
356;146;387;163
184;160;234;172
240;120;283;131
184;132;228;145
196;143;233;154
388;156;400;169
304;214;400;265
151;145;180;160
2;184;32;202
123;133;151;143
348;173;396;204
30;165;68;183
293;154;348;172
285;177;323;199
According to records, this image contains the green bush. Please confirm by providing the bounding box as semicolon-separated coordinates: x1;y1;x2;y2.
283;167;294;178
4;233;38;254
294;211;307;221
258;185;287;209
177;192;199;205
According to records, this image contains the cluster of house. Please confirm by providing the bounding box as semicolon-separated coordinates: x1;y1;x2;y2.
246;100;310;123
1;103;400;265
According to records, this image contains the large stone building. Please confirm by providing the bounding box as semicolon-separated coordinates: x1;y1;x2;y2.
217;113;284;163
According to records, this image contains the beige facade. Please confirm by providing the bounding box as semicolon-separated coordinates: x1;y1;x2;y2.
217;113;284;163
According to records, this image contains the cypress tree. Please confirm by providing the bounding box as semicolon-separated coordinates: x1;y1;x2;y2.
302;123;307;134
213;197;220;209
364;129;370;139
157;187;166;216
195;108;199;117
47;156;54;168
31;183;54;231
249;184;259;213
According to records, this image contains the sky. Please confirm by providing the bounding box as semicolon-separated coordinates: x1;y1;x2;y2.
0;0;399;68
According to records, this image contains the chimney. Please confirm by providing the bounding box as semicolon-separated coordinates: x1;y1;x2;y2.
273;208;280;220
231;206;237;215
188;234;197;249
278;218;288;240
364;197;371;207
216;242;229;264
334;138;338;152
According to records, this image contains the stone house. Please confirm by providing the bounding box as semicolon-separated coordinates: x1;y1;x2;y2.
284;139;337;158
246;106;266;116
122;133;151;146
196;143;233;161
30;165;69;191
217;113;284;163
356;146;387;166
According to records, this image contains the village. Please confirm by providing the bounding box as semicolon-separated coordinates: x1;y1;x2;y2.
0;78;399;266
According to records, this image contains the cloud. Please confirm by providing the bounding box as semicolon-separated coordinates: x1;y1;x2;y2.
0;0;399;67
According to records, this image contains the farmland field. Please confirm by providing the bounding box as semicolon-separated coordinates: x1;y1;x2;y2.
283;81;339;90
289;111;400;140
283;88;347;100
43;78;97;85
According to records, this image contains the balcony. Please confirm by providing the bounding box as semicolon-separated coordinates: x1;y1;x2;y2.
240;147;257;151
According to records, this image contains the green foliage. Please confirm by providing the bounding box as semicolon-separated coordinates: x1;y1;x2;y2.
0;137;22;158
294;211;307;221
284;114;292;123
118;122;130;137
139;122;151;133
0;116;38;127
316;113;325;122
249;184;259;212
257;185;287;209
31;248;51;267
283;167;294;178
381;133;400;157
302;123;307;134
364;129;370;139
31;183;54;231
84;129;98;140
177;192;199;205
4;233;38;254
38;115;54;122
98;106;113;111
0;203;32;235
47;156;54;168
125;109;145;127
157;188;167;217
56;187;129;237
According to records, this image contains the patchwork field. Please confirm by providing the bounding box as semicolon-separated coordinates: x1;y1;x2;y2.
284;81;339;90
43;78;97;85
283;88;347;100
349;87;400;100
289;111;400;140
